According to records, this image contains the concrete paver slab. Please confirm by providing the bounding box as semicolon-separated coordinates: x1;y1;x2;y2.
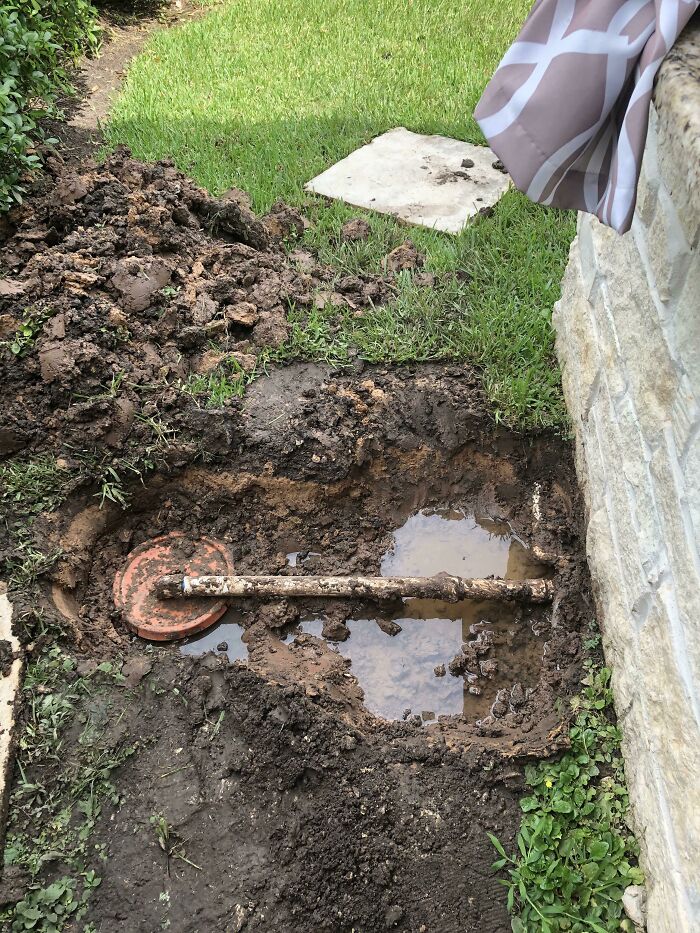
305;127;510;234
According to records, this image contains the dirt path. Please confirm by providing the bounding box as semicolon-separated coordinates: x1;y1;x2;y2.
51;1;206;162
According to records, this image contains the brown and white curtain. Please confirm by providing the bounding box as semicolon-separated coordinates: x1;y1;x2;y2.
475;0;699;233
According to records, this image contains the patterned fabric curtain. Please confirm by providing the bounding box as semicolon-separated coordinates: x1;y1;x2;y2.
475;0;700;233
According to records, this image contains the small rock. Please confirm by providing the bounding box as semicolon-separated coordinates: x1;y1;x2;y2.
194;349;226;375
192;293;218;325
492;158;508;174
491;689;509;718
510;683;526;708
321;617;350;641
230;351;257;373
229;903;249;932
461;158;475;169
375;617;402;637
433;663;446;677
217;642;229;652
384;905;404;928
340;217;371;242
622;885;646;927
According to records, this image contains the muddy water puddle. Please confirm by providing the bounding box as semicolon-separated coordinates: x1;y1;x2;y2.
181;508;549;723
179;610;248;661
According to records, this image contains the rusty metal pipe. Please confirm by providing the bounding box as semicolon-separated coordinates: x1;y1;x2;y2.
156;573;554;604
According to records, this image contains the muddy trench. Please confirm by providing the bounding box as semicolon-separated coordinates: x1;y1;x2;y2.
18;364;590;933
0;151;592;932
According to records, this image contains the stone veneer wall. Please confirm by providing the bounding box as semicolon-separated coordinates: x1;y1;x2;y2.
552;17;700;933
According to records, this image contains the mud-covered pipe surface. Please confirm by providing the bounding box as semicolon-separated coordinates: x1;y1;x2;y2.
156;574;554;603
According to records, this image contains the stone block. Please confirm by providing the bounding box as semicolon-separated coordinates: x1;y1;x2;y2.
614;395;664;582
646;185;692;304
655;106;700;250
598;231;679;445
670;374;699;460
556;32;700;927
576;215;600;301
637;588;700;908
649;433;700;696
305;128;510;234
553;248;602;423
673;255;700;386
588;401;652;607
592;278;628;404
684;431;700;552
636;118;660;229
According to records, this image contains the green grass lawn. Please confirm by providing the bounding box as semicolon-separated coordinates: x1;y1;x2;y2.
107;0;576;430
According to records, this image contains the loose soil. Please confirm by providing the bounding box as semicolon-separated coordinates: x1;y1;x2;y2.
0;150;592;931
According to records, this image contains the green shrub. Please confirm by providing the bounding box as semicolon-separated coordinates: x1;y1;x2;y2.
0;1;100;211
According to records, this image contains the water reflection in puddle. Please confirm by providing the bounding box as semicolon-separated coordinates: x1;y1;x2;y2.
293;598;542;722
181;508;548;723
380;508;546;580
179;609;248;660
291;509;548;722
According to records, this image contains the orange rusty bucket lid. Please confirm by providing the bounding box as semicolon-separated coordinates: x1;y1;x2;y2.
114;533;234;641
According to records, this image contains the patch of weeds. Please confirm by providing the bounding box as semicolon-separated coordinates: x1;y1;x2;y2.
3;538;63;596
150;814;201;874
180;353;261;408
1;456;69;596
73;411;178;508
0;456;71;517
2;649;136;931
7;876;90;933
1;305;57;357
489;663;642;932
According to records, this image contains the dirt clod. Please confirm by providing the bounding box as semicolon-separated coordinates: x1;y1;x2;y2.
383;240;424;274
341;217;371;242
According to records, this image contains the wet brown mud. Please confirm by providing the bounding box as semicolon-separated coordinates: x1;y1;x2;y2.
0;154;592;932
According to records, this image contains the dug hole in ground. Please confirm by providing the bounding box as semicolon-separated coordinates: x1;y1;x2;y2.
0;145;596;931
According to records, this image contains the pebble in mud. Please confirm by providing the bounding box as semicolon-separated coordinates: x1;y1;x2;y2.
384;905;404;927
491;689;509;718
321;616;350;641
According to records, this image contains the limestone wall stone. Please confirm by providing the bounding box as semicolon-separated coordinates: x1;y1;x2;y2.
552;17;700;932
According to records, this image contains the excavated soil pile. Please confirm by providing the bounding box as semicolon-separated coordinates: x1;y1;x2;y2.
0;146;390;466
0;151;592;933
